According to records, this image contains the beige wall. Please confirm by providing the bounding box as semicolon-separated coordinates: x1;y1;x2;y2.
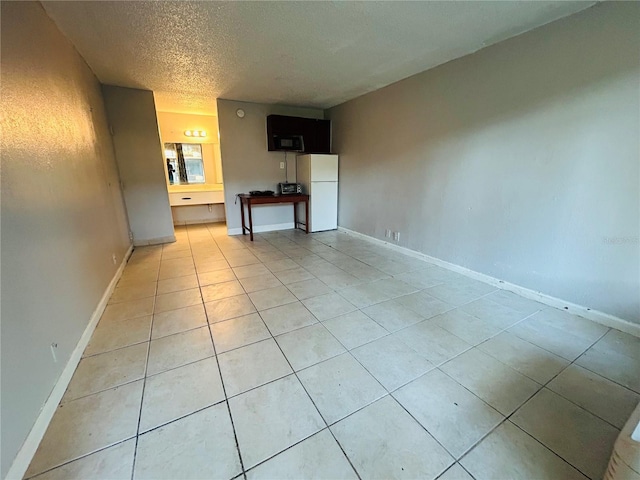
0;2;131;476
217;100;324;233
102;86;175;245
328;2;640;323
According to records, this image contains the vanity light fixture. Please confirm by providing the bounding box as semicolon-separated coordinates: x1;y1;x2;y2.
184;130;207;137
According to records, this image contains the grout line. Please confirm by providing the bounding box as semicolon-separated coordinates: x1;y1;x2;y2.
121;246;161;480
136;397;228;436
81;335;152;359
107;291;157;306
453;327;614;479
23;436;138;480
248;296;363;480
497;421;590;478
456;462;478;480
240;427;339;477
325;317;472;470
129;282;157;480
191;226;248;477
530;330;627;433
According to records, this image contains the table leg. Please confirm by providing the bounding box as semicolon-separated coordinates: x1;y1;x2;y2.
305;199;310;234
240;199;246;235
247;200;254;241
294;202;298;230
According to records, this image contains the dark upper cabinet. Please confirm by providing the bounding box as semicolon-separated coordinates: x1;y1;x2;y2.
266;115;331;153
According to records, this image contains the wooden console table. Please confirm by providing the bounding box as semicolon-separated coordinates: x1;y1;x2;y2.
238;193;309;241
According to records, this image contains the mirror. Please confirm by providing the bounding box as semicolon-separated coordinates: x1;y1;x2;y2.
164;143;205;185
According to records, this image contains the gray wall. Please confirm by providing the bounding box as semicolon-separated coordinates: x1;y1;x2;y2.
328;2;640;323
0;2;131;476
217;99;323;232
102;86;175;245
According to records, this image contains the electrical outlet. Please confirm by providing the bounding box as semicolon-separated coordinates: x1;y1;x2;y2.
280;162;285;169
112;253;117;265
50;343;58;363
393;231;400;241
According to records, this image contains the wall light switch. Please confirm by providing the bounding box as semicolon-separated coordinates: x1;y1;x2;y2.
280;162;285;169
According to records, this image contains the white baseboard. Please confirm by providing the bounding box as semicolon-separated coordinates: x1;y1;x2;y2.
173;218;225;226
5;245;134;480
338;227;640;337
133;235;176;246
227;222;295;236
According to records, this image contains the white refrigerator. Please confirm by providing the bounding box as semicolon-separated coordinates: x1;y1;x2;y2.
296;154;338;232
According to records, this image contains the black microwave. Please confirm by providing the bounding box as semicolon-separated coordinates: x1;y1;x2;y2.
273;134;304;152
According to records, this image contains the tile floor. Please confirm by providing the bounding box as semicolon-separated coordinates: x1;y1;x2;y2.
26;223;640;480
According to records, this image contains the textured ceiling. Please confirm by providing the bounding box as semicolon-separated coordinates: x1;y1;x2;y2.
41;1;595;115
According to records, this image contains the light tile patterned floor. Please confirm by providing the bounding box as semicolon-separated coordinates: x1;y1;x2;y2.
26;223;640;480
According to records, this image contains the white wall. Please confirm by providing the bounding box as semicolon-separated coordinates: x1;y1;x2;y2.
0;3;131;476
328;2;640;323
102;86;175;245
217;100;324;233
